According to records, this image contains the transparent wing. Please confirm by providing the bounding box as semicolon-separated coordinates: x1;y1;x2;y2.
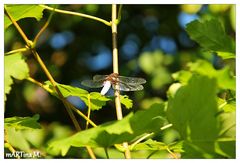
118;76;146;84
93;75;108;81
81;80;104;88
112;82;144;91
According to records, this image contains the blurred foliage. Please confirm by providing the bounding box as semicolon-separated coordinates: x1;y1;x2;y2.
4;4;235;159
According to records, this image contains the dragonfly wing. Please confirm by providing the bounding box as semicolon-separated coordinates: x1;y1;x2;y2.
112;82;144;91
81;80;104;88
93;75;108;81
118;76;146;84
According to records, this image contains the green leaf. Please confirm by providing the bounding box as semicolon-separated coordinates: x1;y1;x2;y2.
119;95;133;109
218;98;236;112
186;19;235;58
44;81;110;110
215;111;235;158
4;53;29;102
172;70;192;84
167;75;219;156
4;114;41;130
5;127;31;152
131;139;184;155
188;60;235;91
45;81;133;110
132;139;167;151
5;4;44;29
47;104;166;156
168;141;185;153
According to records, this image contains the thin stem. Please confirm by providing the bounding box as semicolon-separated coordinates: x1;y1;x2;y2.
86;94;91;129
117;4;123;24
147;151;158;159
33;5;57;44
130;133;154;150
39;5;111;26
4;48;28;55
104;148;110;159
160;123;173;130
111;4;131;159
166;147;178;159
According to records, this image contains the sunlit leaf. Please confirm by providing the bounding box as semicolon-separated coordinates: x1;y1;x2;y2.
173;60;235;91
4;114;41;130
215;111;235;158
168;141;185;153
5;4;44;29
186;19;235;59
218;98;236;112
132;139;167;151
188;60;235;91
172;70;192;85
167;75;219;156
44;81;110;110
120;95;133;109
5;127;31;152
47;104;166;156
4;53;29;102
131;139;184;155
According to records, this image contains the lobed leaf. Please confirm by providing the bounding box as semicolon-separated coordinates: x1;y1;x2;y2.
45;81;133;110
186;19;235;59
167;75;219;156
173;60;235;91
47;104;166;156
215;111;235;158
4;53;29;102
120;95;133;109
188;60;235;91
5;4;44;29
4;114;41;130
44;81;110;110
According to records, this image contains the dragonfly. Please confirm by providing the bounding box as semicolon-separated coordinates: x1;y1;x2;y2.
81;73;146;95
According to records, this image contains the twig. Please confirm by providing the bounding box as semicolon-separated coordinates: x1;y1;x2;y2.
104;148;110;159
39;4;111;26
4;48;28;55
117;4;123;24
130;133;154;150
33;5;57;44
86;94;91;129
166;147;178;159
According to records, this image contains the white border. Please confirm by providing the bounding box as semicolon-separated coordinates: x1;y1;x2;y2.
1;0;239;162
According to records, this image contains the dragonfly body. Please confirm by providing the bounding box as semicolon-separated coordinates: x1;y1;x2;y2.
81;73;146;95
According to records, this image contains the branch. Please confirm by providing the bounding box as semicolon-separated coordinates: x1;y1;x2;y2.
111;4;131;159
39;4;111;26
